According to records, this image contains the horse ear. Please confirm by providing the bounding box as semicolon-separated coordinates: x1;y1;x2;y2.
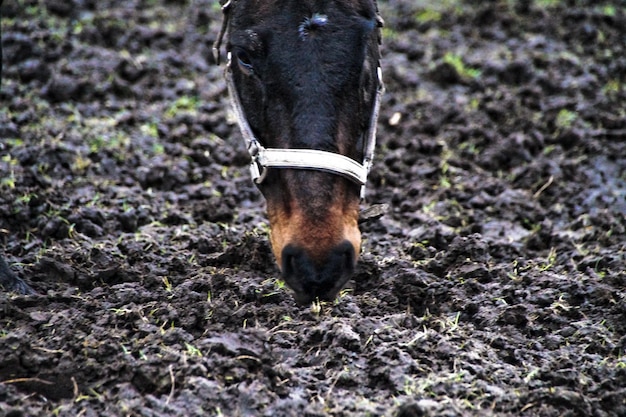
373;1;384;45
213;0;234;65
372;0;383;25
376;14;384;45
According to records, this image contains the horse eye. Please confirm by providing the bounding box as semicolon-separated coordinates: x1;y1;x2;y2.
236;50;254;75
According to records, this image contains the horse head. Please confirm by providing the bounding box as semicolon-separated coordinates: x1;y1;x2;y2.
215;0;383;304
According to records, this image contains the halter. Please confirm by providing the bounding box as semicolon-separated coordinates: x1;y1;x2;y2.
213;0;384;200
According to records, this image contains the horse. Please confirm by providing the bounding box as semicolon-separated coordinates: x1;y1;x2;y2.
0;0;27;293
0;0;34;294
213;0;384;304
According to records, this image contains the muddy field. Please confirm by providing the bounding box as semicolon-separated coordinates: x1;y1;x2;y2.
1;0;625;415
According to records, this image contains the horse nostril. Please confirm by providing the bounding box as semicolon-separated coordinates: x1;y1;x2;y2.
334;240;356;274
343;248;353;271
281;244;299;277
282;244;315;279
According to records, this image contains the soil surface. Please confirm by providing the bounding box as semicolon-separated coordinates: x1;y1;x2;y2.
1;0;625;416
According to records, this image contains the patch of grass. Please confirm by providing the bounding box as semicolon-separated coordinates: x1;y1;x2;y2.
435;311;461;332
602;79;623;97
459;141;480;156
469;98;480;111
381;27;399;41
415;9;441;23
1;154;18;165
443;52;481;79
184;342;203;357
402;369;468;398
111;307;133;316
422;200;437;214
152;142;165;155
524;367;540;383
535;0;561;8
162;276;173;292
165;95;200;118
211;2;223;13
0;154;18;189
310;299;322;316
140;122;159;139
87;131;130;155
555;109;577;130
17;192;37;204
543;144;557;155
338;287;353;300
72;154;92;173
599;5;616;16
4;138;24;147
1;175;16;189
549;294;571;314
539;247;558;271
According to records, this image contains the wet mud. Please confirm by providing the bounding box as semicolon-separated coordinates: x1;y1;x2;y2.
1;0;625;416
